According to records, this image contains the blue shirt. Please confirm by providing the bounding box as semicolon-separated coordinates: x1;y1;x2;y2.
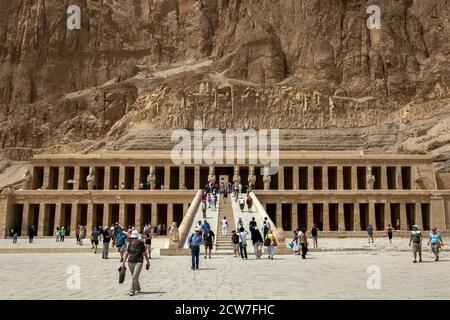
201;223;209;232
189;234;203;248
429;232;440;244
117;233;127;247
367;226;373;234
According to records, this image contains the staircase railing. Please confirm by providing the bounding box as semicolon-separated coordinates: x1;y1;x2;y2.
250;191;285;242
177;190;202;248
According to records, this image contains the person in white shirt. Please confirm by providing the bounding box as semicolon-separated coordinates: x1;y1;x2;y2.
221;217;229;236
238;227;248;259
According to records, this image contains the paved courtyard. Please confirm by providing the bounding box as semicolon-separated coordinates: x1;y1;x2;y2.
0;240;449;299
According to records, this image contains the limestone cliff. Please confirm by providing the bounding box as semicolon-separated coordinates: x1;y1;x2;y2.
0;0;449;171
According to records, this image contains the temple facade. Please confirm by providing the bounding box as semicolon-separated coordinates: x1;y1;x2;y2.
0;151;449;238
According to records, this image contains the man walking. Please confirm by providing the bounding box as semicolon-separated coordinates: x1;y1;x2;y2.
188;229;203;270
221;216;229;236
203;228;215;259
102;227;111;259
311;224;319;248
367;224;374;244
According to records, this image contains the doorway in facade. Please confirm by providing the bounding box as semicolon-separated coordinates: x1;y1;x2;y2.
344;203;354;231
313;203;323;231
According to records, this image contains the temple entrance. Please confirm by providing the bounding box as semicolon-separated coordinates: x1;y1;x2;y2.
29;204;40;234
216;167;233;186
313;203;323;231
8;204;23;236
170;167;179;189
125;204;135;228
95;167;104;190
64;167;74;190
140;167;150;188
281;203;292;231
93;204;104;229
328;203;338;231
157;204;168;228
421;203;430;230
110;167;119;189
359;203;368;230
344;203;354;231
266;203;277;224
239;167;248;190
125;167;134;189
155;167;165;189
298;167;308;190
406;203;415;230
255;167;264;190
32;167;44;189
78;204;88;226
61;204;72;235
375;203;385;230
390;203;400;229
200;167;209;187
297;204;307;230
44;204;56;236
79;167;89;190
48;167;59;189
110;204;119;225
185;167;195;189
284;167;293;190
173;204;184;227
141;204;152;225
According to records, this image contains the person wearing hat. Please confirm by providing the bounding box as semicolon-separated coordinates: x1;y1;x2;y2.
188;228;203;270
122;230;150;296
427;226;444;262
409;224;422;263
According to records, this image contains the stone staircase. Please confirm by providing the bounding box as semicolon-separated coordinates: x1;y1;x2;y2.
215;197;235;253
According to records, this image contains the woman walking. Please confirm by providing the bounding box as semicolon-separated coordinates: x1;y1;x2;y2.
122;230;150;296
143;225;152;259
427;227;444;262
265;230;277;260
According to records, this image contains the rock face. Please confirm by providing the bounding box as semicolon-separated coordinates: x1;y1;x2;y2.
0;1;449;169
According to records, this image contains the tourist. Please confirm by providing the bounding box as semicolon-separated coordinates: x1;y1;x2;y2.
91;227;100;254
221;216;228;236
11;227;18;244
188;228;203;270
60;226;66;242
246;195;253;212
427;227;444;262
161;224;167;235
231;230;240;257
55;227;60;242
265;230;276;260
121;182;125;190
236;217;244;231
239;197;245;211
116;228;128;262
122;230;150;296
202;201;207;219
203;228;215;259
251;226;263;259
102;226;111;259
409;225;422;263
212;193;217;210
249;217;257;231
79;225;86;245
311;224;319;248
396;218;400;230
156;224;162;235
299;228;308;259
262;217;271;239
291;229;299;255
367;225;374;244
238;227;248;260
386;224;394;244
98;226;103;242
143;224;152;259
201;220;210;235
28;225;35;243
223;187;228;203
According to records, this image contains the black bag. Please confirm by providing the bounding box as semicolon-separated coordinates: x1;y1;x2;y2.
118;266;126;284
263;238;270;246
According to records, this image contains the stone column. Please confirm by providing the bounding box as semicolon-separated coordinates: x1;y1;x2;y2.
351;166;358;190
135;203;142;229
21;203;30;236
338;202;345;231
354;202;361;231
337;166;344;190
70;203;78;235
104;166;111;190
275;203;282;228
43;166;50;189
167;203;173;226
396;166;403;190
58;166;65;190
384;201;391;229
322;202;329;231
307;202;313;228
119;203;125;227
73;166;80;190
119;165;126;188
179;166;185;190
430;197;445;230
381;166;388;190
415;202;423;230
308;166;314;190
134;166;141;190
54;203;62;229
38;203;46;236
368;201;376;228
278;167;285;191
164;166;170;189
151;203;158;226
322;166;328;191
291;203;298;230
103;204;111;228
194;167;200;190
293;166;299;190
86;203;94;233
400;201;408;230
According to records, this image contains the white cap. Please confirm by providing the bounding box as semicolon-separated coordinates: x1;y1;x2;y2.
130;230;140;238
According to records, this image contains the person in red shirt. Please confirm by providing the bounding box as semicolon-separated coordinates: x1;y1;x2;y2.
246;195;253;212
